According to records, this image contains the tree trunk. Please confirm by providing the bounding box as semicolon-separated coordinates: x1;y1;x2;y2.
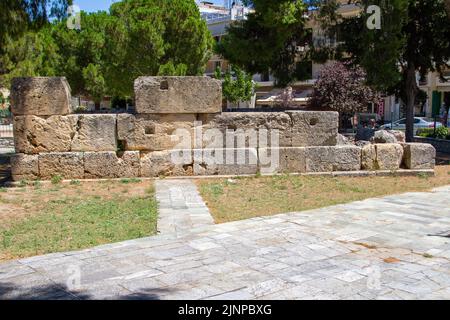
404;63;417;142
95;101;100;111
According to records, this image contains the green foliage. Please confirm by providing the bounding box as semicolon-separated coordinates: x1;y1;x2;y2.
217;0;311;87
216;66;254;105
157;62;188;76
51;175;63;185
0;27;60;87
0;196;157;258
1;0;213;100
82;63;106;103
317;0;450;141
417;127;450;140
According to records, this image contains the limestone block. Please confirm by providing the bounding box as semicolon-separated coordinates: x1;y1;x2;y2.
117;113;196;151
288;111;339;147
13;115;78;154
375;143;404;170
134;76;222;114
193;148;258;175
205;112;292;147
39;152;84;180
371;130;400;144
84;152;140;178
259;147;306;174
305;146;361;172
11;154;39;181
140;150;193;177
71;114;117;152
10;77;72;116
361;144;377;170
403;143;436;169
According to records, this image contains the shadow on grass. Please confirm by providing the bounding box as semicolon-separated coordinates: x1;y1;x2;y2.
0;281;176;300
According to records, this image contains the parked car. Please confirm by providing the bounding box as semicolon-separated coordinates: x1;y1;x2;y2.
380;117;442;134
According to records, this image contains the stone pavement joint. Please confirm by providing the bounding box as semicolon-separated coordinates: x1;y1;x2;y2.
0;185;449;300
155;179;214;237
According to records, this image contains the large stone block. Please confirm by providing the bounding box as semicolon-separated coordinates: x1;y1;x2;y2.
134;76;222;114
403;143;436;169
39;152;84;180
140;150;193;177
11;154;39;181
204;112;292;147
288;111;339;147
305;146;361;172
193;148;258;176
117;113;196;151
71;114;117;152
361;144;377;170
13;115;78;154
10;77;72;116
259;147;306;174
375;143;404;170
84;152;140;178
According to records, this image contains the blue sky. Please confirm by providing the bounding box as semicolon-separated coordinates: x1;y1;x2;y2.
73;0;224;13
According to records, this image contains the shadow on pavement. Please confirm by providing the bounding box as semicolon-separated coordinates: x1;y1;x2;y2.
0;153;12;187
0;281;175;300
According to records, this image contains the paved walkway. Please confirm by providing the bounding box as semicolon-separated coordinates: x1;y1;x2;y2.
0;185;449;300
155;180;214;237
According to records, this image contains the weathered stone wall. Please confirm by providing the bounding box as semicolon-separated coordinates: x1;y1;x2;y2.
9;76;436;181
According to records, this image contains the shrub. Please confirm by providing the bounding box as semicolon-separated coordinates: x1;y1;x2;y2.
51;175;63;185
417;127;449;140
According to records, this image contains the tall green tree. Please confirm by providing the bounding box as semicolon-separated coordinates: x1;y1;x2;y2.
51;11;113;106
0;27;60;87
0;0;71;82
106;0;213;96
217;0;312;86
317;0;450;141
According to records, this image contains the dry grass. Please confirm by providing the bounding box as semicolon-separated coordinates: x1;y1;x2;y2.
197;165;450;224
0;179;157;262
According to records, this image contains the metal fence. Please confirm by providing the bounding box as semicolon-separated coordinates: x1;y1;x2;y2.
0;109;13;139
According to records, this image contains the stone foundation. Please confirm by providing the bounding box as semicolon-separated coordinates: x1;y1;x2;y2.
9;76;437;181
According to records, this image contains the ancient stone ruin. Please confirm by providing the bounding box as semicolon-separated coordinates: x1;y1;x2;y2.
9;76;436;181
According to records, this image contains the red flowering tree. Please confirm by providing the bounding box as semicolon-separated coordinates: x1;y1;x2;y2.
310;62;380;114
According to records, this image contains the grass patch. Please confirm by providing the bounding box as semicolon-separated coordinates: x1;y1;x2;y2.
0;180;157;261
198;165;450;223
120;178;142;184
51;175;63;185
0;196;157;260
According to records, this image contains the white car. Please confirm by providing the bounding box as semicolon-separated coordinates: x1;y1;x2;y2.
381;117;442;134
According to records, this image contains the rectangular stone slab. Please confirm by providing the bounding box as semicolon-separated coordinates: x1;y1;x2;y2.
403;143;436;169
287;111;339;147
39;152;84;180
10;77;72;116
259;147;306;174
193;148;258;176
71;114;117;152
11;154;39;181
13;115;78;154
305;146;362;172
84;152;140;178
134;76;222;114
117;113;196;151
375;143;404;170
204;112;292;147
140;150;194;177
